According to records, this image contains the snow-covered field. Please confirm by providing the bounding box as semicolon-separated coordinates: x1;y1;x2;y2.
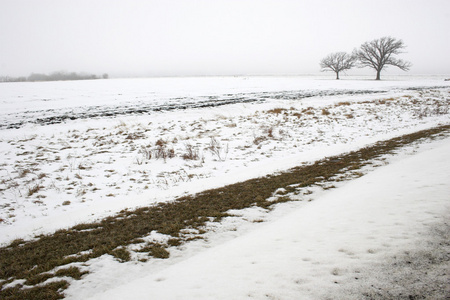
0;75;449;298
67;135;450;300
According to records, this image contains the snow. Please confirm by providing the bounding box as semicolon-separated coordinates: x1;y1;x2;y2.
1;76;449;246
1;75;446;116
0;75;449;297
65;133;450;300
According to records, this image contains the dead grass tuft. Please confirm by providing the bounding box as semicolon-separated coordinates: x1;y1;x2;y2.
18;169;32;178
208;137;228;161
27;184;42;196
110;248;131;262
55;266;87;280
267;108;288;114
182;143;200;160
321;108;331;116
138;243;170;259
302;107;315;115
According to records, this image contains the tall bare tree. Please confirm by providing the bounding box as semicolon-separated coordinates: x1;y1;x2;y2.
320;52;356;80
355;36;412;80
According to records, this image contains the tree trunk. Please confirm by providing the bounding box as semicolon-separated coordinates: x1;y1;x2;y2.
336;72;340;80
376;70;381;80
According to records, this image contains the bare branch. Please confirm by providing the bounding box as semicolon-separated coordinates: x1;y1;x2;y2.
355;36;412;80
320;52;356;79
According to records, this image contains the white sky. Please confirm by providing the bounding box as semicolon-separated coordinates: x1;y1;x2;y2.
1;0;449;77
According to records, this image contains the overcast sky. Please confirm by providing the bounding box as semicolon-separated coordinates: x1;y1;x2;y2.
1;0;449;77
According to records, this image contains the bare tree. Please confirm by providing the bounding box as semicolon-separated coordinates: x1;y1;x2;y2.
355;36;412;80
320;52;356;80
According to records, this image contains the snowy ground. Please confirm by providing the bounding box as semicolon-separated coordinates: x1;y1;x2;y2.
64;134;450;300
0;76;449;298
0;76;448;245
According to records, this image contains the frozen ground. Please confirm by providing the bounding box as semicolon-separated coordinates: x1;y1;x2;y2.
0;76;449;245
0;76;449;298
65;133;450;300
0;76;447;130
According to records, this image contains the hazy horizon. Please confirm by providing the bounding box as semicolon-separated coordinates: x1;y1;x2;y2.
1;0;449;78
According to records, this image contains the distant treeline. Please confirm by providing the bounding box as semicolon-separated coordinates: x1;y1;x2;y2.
0;71;108;82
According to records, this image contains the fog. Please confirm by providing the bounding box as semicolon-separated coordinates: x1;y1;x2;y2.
1;0;449;77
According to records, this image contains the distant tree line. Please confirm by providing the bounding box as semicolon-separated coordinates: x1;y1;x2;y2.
0;71;109;83
320;36;412;80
